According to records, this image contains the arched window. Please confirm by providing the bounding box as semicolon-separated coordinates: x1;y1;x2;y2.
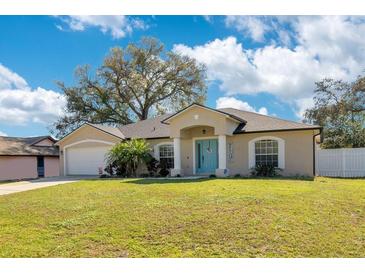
248;136;285;169
255;139;279;167
154;143;174;169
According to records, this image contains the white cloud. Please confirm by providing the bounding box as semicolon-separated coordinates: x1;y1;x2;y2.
174;37;331;100
294;97;314;120
0;64;66;125
56;16;147;39
277;29;293;47
216;97;268;115
174;16;365;118
225;16;269;42
0;130;7;136
251;45;346;99
0;64;28;90
173;37;260;95
293;16;365;74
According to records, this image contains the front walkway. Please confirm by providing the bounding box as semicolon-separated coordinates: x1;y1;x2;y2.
0;176;96;196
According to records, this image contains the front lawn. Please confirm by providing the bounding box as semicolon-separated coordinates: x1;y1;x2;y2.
0;181;14;184
0;177;364;257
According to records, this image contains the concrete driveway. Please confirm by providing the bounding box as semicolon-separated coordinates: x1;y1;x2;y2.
0;176;97;196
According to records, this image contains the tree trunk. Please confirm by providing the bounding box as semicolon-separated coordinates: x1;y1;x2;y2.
140;108;149;120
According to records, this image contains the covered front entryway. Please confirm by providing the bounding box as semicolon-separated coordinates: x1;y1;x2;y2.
171;130;229;177
195;139;218;174
161;103;243;177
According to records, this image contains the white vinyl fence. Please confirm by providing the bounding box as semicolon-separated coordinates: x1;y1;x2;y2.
316;147;365;177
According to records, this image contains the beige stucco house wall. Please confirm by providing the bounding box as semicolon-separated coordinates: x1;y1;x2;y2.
147;127;315;177
226;130;315;176
168;106;240;138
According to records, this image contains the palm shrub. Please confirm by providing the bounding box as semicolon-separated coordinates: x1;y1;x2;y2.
106;139;151;177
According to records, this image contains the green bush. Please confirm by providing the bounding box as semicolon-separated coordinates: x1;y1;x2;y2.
251;164;278;177
144;154;159;176
104;164;114;176
158;160;170;177
104;161;127;176
106;139;151;177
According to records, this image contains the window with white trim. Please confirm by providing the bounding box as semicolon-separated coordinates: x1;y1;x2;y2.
255;139;279;167
159;144;174;169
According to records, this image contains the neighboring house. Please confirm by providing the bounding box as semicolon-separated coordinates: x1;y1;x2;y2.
0;136;59;181
56;103;322;177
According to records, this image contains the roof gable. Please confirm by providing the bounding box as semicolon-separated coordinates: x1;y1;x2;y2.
162;103;245;124
55;123;124;145
30;136;57;146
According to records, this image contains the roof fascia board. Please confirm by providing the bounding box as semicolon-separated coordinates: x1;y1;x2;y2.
234;127;322;135
0;154;59;157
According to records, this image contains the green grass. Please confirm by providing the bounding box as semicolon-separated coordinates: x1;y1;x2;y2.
0;181;14;184
0;181;28;185
0;177;365;257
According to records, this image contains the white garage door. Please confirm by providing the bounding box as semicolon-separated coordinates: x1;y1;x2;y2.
66;145;112;175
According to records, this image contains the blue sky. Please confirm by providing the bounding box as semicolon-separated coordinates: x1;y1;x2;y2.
0;15;364;137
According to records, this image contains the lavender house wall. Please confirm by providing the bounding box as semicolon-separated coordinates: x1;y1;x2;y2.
0;156;59;181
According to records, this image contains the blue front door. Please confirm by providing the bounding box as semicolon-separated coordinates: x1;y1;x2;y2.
195;139;218;174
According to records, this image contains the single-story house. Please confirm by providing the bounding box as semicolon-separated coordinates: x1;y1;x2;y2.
56;103;321;177
0;136;59;181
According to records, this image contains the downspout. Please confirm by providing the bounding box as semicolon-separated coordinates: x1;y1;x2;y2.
312;128;323;176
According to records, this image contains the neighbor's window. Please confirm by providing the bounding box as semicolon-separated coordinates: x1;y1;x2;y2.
159;144;174;169
255;139;279;167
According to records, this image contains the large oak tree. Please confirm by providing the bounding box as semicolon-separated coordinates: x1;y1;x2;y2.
304;75;365;148
52;37;207;137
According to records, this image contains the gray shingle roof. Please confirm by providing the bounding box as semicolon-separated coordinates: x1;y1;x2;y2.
118;114;171;139
219;108;321;133
88;123;125;139
0;136;59;156
85;105;320;140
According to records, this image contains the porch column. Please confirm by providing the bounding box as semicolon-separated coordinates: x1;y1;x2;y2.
171;137;183;176
216;135;229;177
